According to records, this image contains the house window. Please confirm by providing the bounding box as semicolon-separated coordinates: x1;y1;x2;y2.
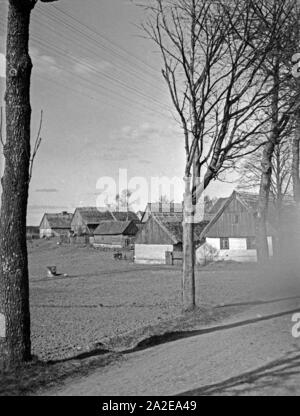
247;237;256;250
220;238;229;250
234;215;239;224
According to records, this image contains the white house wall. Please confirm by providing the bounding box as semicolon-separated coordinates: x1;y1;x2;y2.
135;244;173;264
40;229;54;238
200;237;257;263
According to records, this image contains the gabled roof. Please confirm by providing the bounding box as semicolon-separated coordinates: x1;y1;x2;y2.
153;214;209;245
236;192;260;211
200;191;278;238
74;208;114;225
41;213;73;229
74;208;139;225
113;211;140;222
94;221;134;236
208;197;229;215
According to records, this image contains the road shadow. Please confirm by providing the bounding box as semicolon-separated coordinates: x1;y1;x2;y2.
122;306;300;355
216;295;300;309
177;352;300;396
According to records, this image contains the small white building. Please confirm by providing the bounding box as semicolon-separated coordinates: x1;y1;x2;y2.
134;212;208;265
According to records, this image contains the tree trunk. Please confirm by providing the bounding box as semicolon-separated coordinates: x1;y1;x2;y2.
256;142;274;263
182;176;195;311
293;106;300;204
257;59;280;264
0;0;34;369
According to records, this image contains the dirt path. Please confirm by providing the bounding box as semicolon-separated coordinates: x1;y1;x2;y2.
43;299;300;396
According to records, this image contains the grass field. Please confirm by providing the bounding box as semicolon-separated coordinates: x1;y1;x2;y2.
28;240;300;361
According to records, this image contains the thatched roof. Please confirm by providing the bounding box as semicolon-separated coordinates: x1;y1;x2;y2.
42;213;73;229
75;208;139;225
94;221;134;236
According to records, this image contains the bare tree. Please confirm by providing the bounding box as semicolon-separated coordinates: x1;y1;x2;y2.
0;0;58;369
248;0;299;262
143;0;278;309
238;140;292;202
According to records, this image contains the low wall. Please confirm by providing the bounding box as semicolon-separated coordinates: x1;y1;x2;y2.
135;244;173;265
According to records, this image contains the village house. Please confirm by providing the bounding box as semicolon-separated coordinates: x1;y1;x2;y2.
91;220;139;249
71;207;140;236
134;212;208;265
198;191;277;263
39;212;73;238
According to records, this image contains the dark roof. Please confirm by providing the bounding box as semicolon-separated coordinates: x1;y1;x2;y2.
42;213;73;229
94;221;133;235
75;208;139;225
113;211;140;222
153;214;209;245
200;191;282;238
75;208;114;225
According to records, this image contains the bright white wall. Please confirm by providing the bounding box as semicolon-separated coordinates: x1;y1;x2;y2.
135;244;173;264
229;238;247;250
206;238;220;250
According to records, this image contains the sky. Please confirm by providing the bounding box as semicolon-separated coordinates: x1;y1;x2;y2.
0;0;235;225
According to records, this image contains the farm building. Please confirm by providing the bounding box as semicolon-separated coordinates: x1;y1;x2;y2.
141;202;183;223
91;220;139;248
199;191;277;263
39;212;73;238
134;212;208;265
71;207;140;235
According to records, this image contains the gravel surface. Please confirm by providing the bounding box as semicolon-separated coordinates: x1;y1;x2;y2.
28;240;300;361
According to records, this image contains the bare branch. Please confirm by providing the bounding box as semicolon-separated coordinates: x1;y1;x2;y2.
29;109;43;182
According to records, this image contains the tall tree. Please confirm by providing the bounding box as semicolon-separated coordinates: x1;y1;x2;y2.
0;0;58;369
144;0;275;310
238;138;292;207
249;0;298;262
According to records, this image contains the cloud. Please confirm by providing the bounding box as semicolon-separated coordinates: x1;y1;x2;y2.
30;47;62;76
35;188;59;193
0;53;5;78
28;205;68;212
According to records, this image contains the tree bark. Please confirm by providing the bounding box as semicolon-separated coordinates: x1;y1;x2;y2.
0;0;35;369
182;176;195;311
257;59;280;264
293;105;300;204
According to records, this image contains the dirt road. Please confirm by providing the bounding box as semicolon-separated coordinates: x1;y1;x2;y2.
45;299;300;396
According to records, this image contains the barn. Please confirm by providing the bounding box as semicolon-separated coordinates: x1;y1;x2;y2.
134;212;208;265
71;208;140;236
92;220;139;248
199;191;277;263
39;212;73;238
